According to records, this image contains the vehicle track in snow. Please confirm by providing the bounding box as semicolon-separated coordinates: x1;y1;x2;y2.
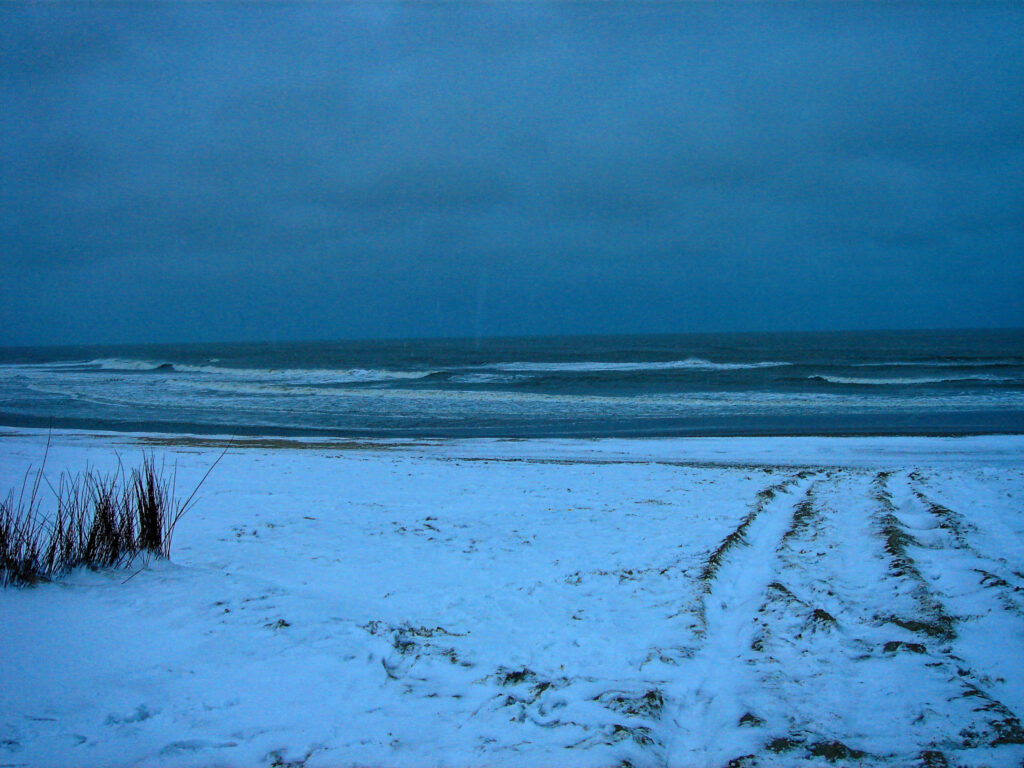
661;472;818;767
885;472;1024;751
907;471;1024;619
711;470;1024;767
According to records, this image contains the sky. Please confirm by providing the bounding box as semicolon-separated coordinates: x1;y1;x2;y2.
2;3;1022;347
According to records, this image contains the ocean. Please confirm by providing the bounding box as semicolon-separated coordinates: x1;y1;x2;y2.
1;330;1022;438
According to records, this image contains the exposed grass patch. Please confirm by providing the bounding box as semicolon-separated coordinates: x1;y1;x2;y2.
885;615;956;642
989;716;1024;745
959;717;1024;748
877;512;920;579
1;449;216;586
976;569;1017;591
765;736;802;753
805;607;839;633
499;667;537;686
780;495;818;545
765;581;804;605
808;740;866;762
917;750;949;767
266;747;321;768
957;687;1024;746
883;640;927;654
738;712;765;727
609;723;657;747
596;689;665;719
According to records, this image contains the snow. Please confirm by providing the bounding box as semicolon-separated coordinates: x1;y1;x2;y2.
1;429;1023;767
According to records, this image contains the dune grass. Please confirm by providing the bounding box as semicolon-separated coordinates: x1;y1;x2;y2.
1;446;219;586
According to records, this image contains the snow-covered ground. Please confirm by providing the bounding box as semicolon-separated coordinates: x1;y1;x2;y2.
2;429;1023;767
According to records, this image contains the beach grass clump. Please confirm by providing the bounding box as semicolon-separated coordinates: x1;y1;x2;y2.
1;453;199;586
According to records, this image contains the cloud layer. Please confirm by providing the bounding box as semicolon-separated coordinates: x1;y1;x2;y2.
2;4;1022;344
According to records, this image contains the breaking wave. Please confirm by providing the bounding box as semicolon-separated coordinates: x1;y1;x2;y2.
88;358;174;371
82;359;435;383
851;359;1022;368
485;358;791;373
810;374;1015;386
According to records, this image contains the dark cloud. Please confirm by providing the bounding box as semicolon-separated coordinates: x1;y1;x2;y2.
2;3;1022;345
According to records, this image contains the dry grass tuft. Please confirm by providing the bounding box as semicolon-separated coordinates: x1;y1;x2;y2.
1;442;222;586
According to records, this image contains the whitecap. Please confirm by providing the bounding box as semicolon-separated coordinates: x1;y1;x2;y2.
810;374;1014;386
484;358;791;374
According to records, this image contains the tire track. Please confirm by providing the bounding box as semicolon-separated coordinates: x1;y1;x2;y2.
731;472;887;765
691;471;814;638
709;469;1024;766
662;472;817;767
873;472;1024;756
872;472;957;643
907;471;1024;618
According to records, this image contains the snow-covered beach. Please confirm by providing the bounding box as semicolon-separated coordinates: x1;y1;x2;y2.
2;429;1023;767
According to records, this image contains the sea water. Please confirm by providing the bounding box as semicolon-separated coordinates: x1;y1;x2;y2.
1;330;1022;437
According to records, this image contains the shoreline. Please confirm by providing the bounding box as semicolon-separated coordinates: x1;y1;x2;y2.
5;413;1024;442
4;425;1024;469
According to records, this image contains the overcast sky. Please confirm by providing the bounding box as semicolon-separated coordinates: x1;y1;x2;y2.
2;3;1022;346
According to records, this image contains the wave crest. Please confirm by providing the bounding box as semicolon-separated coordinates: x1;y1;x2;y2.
486;358;791;373
84;359;435;384
810;374;1014;386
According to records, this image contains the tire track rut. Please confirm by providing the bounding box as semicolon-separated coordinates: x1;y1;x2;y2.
663;471;817;767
